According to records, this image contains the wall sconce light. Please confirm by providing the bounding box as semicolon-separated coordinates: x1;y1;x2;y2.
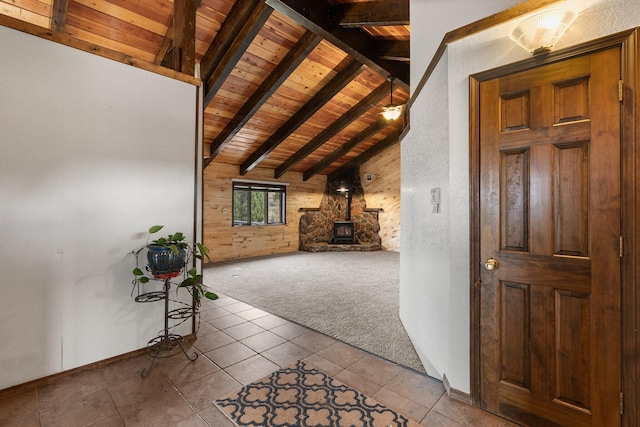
511;9;577;55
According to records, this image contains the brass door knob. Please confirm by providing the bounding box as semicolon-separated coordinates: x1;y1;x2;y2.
484;258;498;271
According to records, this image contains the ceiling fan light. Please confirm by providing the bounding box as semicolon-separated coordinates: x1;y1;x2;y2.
382;105;402;121
511;9;577;55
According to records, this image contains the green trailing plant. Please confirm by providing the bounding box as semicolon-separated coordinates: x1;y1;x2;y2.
131;225;217;305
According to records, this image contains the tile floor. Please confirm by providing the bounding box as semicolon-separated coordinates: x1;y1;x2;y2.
0;294;519;427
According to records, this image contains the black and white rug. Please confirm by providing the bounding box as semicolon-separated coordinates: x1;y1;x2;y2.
215;361;421;427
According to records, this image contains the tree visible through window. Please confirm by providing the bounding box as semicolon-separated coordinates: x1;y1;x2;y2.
233;182;286;226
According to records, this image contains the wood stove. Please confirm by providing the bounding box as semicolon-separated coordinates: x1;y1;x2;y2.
333;221;354;244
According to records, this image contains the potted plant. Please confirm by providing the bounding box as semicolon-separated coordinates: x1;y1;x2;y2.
131;225;218;306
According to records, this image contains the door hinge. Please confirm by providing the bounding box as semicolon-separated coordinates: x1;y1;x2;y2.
619;80;624;102
620;392;624;414
620;236;624;258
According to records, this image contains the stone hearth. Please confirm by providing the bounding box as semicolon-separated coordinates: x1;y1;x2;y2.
300;242;382;252
299;167;382;252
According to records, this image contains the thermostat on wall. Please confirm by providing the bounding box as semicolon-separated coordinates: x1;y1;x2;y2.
364;173;373;183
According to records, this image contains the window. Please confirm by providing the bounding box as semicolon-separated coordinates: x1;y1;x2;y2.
232;181;286;226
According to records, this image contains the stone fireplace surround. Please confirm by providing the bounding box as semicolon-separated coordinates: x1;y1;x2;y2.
299;167;382;252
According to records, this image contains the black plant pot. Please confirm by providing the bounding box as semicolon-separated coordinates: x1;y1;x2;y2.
146;245;186;279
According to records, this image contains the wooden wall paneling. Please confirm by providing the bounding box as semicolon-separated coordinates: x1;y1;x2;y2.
203;161;326;262
360;142;400;251
209;31;322;158
71;0;167;34
303;119;389;180
274;80;389;178
64;4;163;47
64;24;156;62
196;0;241;66
239;59;363;175
0;0;51;28
263;68;386;167
0;14;199;84
202;1;273;107
64;0;164;62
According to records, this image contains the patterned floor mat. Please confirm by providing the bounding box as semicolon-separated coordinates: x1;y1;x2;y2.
215;360;421;427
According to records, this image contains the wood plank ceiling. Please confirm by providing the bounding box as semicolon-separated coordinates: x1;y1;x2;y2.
1;0;410;180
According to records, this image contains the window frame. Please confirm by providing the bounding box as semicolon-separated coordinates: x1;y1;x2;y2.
232;180;287;226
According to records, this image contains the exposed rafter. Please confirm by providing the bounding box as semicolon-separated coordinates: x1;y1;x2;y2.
155;19;173;66
208;30;322;160
203;2;273;107
303;119;390;181
265;0;409;88
328;0;409;27
239;59;366;175
200;0;262;84
376;40;409;62
6;0;412;180
274;82;390;178
328;128;402;181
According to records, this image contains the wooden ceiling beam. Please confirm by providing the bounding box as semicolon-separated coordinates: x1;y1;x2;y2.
274;82;390;178
51;0;68;32
327;128;402;181
200;0;261;84
329;0;409;27
172;0;197;76
265;0;409;89
376;40;409;62
303;119;390;181
239;59;366;175
208;31;323;159
203;1;273;108
203;156;214;169
155;19;173;66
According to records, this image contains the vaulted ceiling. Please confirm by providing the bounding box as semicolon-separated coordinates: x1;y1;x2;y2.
1;0;410;180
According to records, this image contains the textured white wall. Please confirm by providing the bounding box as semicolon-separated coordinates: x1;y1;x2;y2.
400;53;450;377
409;0;524;96
0;26;198;389
403;0;640;393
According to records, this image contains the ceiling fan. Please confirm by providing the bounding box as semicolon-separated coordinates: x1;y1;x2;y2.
364;76;405;122
374;76;405;121
362;76;406;122
364;76;404;122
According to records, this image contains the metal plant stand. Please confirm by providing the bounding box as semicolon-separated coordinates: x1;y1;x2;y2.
134;277;197;378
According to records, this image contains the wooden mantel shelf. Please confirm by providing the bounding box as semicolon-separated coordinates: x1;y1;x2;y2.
299;207;384;212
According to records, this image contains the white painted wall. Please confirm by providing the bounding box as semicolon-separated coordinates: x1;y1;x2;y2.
0;26;199;389
400;54;450;378
403;0;640;393
409;0;524;95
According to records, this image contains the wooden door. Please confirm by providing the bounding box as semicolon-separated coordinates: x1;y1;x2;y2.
478;48;621;426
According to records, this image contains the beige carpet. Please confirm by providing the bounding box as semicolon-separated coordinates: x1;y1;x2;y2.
214;360;421;427
204;251;425;373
